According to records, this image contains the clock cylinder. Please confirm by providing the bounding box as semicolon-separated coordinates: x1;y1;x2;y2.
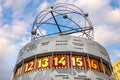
13;35;114;80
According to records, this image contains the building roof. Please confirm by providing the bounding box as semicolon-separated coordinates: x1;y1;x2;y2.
113;59;120;66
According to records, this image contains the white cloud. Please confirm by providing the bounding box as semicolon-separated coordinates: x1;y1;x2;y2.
3;0;30;11
75;0;110;12
54;0;110;14
94;25;120;45
10;20;28;37
107;8;120;23
3;0;14;8
55;0;74;3
37;1;49;12
1;20;28;39
0;19;30;60
0;37;17;59
72;0;113;26
0;19;31;80
0;6;2;17
3;0;32;19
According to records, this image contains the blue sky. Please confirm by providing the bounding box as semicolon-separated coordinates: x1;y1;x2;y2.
0;0;120;80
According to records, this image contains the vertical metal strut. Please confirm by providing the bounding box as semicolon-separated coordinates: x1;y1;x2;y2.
50;11;62;34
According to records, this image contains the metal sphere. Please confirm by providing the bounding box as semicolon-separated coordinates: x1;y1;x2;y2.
31;30;36;35
63;14;68;19
84;13;89;17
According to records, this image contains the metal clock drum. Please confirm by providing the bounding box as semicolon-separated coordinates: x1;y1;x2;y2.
12;36;114;80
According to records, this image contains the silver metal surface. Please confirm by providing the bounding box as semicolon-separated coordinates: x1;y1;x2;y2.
13;35;114;80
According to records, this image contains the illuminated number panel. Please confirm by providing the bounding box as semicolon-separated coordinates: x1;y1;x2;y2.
90;58;100;72
37;56;50;70
14;54;112;78
71;56;85;69
24;60;35;73
53;55;68;69
85;57;100;72
15;66;23;77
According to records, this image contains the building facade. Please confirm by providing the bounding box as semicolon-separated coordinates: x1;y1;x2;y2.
112;59;120;80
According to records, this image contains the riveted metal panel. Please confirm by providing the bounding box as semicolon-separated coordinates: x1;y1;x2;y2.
13;36;114;80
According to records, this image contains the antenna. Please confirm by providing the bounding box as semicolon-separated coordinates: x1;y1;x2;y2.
31;3;94;41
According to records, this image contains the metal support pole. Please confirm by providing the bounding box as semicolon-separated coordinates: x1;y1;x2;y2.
100;58;105;74
50;11;62;34
51;46;54;80
109;64;112;76
87;54;91;70
69;45;73;80
21;60;24;80
34;55;37;71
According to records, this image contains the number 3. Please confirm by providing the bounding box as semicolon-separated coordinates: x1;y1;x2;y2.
42;57;48;67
